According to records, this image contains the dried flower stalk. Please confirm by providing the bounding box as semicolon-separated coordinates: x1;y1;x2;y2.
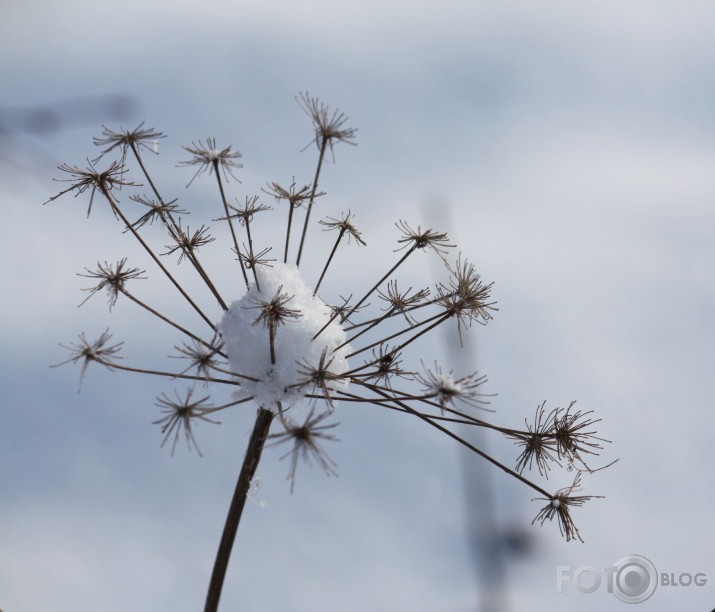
46;92;615;612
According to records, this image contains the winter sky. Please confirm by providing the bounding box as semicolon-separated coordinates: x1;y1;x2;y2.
2;1;714;611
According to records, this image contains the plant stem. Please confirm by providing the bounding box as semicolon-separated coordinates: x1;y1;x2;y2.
284;202;295;264
213;163;250;290
204;406;274;612
120;289;223;356
99;186;217;331
364;384;553;499
129;142;229;312
341;245;417;325
313;226;345;296
295;137;328;267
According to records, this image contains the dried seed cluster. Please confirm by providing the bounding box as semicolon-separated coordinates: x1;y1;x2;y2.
47;93;614;543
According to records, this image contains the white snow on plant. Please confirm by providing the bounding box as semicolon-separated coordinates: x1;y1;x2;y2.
220;262;351;411
433;372;460;398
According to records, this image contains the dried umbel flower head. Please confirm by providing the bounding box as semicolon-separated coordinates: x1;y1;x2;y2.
532;473;604;543
128;194;186;230
51;329;124;389
93;122;165;164
46;92;615;612
171;337;224;381
267;408;340;493
78;258;146;310
297;91;357;155
415;362;490;412
509;401;612;477
46;160;137;216
179;137;243;186
153;388;220;456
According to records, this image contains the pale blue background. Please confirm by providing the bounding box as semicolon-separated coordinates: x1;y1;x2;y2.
2;1;714;610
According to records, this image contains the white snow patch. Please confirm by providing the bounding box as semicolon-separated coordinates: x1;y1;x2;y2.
220;262;351;412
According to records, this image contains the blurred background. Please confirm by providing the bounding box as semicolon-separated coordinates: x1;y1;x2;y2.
1;1;714;610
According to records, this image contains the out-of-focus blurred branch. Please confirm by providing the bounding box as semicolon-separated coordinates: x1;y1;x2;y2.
426;199;535;612
0;94;138;177
0;94;136;135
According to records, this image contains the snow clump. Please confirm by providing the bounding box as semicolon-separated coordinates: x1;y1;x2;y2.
220;262;351;412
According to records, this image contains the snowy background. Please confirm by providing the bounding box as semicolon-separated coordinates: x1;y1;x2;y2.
2;1;714;610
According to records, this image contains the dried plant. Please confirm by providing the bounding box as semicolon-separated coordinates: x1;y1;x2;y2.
46;93;616;611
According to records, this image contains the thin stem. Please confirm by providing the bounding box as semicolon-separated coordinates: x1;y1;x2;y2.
295;137;328;267
130;141;229;311
312;247;419;343
204;406;274;612
268;323;277;365
343;310;448;362
208;364;259;382
336;303;406;352
351;380;500;431
129;142;163;200
96;358;246;385
343;296;442;331
340;245;417;328
213;163;250;289
313;226;344;296
343;295;438;332
363;383;553;499
284;203;295;264
243;217;260;289
385;311;452;357
311;304;346;341
331;390;483;426
200;396;256;416
100;186;217;331
120;289;223;357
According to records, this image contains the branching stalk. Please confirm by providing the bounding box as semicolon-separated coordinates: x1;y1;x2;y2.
99;185;217;331
129;141;229;311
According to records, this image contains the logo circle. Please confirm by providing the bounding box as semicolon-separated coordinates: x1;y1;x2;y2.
612;555;658;603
